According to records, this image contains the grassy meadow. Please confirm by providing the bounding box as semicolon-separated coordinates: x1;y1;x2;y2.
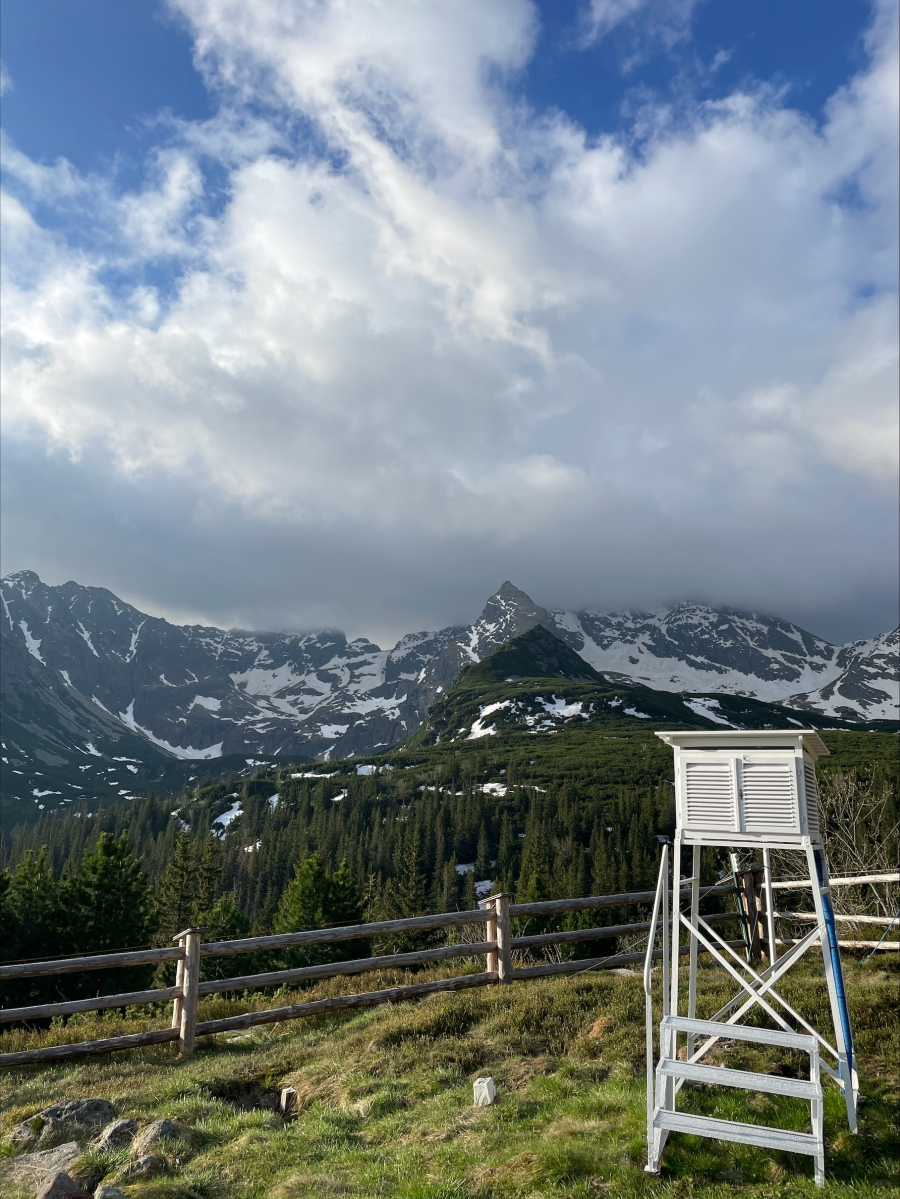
2;954;897;1198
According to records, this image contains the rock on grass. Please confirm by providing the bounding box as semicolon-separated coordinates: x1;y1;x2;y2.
130;1117;189;1155
35;1172;89;1198
1;1142;83;1190
93;1120;137;1152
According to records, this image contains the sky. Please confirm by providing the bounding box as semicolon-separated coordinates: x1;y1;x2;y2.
1;0;897;648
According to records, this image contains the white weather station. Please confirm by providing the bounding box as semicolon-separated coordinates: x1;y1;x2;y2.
643;730;857;1188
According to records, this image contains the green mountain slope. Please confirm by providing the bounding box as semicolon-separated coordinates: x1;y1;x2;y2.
409;625;891;751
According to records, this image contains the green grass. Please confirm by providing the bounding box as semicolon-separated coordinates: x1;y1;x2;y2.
2;958;897;1198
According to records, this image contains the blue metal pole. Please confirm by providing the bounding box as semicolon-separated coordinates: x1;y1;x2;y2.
813;850;854;1074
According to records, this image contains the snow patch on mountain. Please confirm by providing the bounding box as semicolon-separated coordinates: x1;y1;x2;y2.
18;621;44;663
683;698;734;726
126;620;145;662
76;621;99;657
119;700;224;759
467;700;511;739
231;662;306;695
536;695;588;719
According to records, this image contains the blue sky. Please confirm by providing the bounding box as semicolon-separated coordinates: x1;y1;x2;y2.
1;1;872;170
1;0;897;644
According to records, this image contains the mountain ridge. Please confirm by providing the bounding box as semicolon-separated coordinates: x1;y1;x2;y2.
1;570;896;825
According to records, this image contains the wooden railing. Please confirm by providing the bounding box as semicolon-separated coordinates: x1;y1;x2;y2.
1;872;896;1068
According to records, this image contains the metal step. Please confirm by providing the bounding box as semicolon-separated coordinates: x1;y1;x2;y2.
652;1109;820;1156
661;1015;816;1052
657;1058;819;1098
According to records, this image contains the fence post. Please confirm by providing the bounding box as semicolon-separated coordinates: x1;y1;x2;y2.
170;953;185;1048
479;897;498;976
492;894;512;983
173;928;202;1056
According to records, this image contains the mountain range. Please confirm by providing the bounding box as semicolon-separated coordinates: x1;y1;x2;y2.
1;571;896;825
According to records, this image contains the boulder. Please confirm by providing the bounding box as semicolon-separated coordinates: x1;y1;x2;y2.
94;1187;126;1199
111;1153;159;1182
7;1118;42;1150
473;1077;497;1106
35;1172;88;1199
93;1119;137;1152
1;1142;83;1190
130;1118;187;1155
39;1101;115;1135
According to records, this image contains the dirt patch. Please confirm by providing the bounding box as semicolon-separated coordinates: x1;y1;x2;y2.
587;1017;613;1038
207;1074;282;1112
497;1057;557;1090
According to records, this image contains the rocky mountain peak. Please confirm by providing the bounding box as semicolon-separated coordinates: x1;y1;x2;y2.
474;582;554;650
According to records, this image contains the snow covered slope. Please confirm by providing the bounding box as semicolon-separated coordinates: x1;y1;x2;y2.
0;571;468;764
1;571;896;807
786;627;899;721
544;606;897;720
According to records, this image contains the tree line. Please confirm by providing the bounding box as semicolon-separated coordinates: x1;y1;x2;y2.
4;737;894;1011
1;750;679;1005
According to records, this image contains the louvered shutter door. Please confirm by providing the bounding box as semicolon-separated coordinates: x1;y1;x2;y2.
803;758;822;839
740;758;798;833
683;759;737;832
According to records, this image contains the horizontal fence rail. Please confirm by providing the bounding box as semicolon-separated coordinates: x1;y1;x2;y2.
0;987;182;1025
0;946;183;981
196;942;497;996
770;872;900;890
1;871;896;1068
199;908;492;958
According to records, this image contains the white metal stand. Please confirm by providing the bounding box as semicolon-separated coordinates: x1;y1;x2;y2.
644;835;859;1188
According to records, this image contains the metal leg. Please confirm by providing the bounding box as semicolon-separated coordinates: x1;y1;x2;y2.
762;848;777;967
806;842;858;1132
645;845;668;1176
811;1040;825;1188
658;840;671;1157
687;844;701;1062
666;839;682;1116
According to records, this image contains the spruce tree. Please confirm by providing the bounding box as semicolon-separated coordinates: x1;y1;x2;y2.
274;854;366;968
157;832;198;942
64;832;155;996
474;822;491;879
438;856;460;912
195;833;223;916
0;849;65;1006
197;894;253;982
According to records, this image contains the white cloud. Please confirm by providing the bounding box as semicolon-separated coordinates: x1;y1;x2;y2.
0;61;12;97
0;0;897;640
582;0;700;51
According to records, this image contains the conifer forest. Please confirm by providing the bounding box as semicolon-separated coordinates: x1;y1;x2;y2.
3;719;897;1011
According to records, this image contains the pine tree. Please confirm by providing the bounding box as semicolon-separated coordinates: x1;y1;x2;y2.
327;860;363;927
438;856;460;912
195;833;223;917
275;854;330;940
463;868;477;911
396;832;428;920
474;822;491;879
156;832;198;942
494;814;518;892
0;849;65;1006
274;854;366;967
63;832;155;996
197;894;253;982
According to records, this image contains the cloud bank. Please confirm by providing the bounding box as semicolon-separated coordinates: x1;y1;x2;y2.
1;0;897;645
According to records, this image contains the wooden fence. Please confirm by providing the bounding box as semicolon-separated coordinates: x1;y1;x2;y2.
1;872;896;1069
